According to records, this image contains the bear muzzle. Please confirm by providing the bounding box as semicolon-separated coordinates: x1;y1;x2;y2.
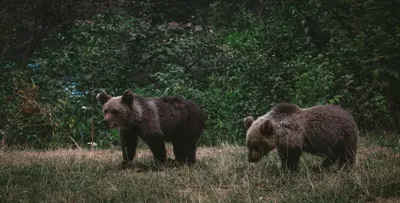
103;120;117;129
248;156;262;163
248;152;263;163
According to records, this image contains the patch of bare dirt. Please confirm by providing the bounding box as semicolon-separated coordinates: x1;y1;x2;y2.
357;145;398;162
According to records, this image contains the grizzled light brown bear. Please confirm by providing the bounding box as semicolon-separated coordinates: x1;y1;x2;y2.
97;89;206;167
244;103;359;171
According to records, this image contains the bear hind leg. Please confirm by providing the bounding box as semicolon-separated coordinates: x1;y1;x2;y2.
184;140;198;165
172;139;197;165
172;126;202;165
338;149;356;170
337;133;358;170
172;140;186;163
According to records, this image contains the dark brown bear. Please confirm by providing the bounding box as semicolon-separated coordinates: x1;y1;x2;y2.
244;103;359;171
97;89;206;167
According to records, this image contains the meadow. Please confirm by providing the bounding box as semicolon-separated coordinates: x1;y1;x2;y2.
1;133;399;203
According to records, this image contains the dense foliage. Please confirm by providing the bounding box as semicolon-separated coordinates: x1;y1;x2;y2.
1;0;399;148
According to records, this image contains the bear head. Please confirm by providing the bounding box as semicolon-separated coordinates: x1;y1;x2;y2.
244;115;277;163
97;89;141;129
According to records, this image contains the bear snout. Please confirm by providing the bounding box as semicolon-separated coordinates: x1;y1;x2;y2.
102;120;117;128
248;153;262;163
248;156;260;163
248;157;256;162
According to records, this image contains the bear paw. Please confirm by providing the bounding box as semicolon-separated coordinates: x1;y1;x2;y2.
119;160;133;169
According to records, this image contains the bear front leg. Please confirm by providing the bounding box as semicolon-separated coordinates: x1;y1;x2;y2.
126;134;138;162
172;139;198;165
278;147;302;171
144;138;167;165
119;136;129;168
119;129;137;169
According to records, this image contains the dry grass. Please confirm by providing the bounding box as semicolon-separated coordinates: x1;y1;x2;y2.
0;137;399;203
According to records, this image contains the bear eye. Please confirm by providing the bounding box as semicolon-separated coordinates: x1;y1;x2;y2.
111;109;119;114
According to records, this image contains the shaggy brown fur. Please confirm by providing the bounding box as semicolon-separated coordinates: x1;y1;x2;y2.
244;103;359;171
97;89;206;167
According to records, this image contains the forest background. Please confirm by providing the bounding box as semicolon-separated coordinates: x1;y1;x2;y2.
1;0;399;149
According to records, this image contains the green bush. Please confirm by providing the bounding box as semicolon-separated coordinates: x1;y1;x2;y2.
1;0;399;148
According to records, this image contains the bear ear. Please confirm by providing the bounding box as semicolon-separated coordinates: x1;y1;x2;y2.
244;116;255;130
97;91;111;105
122;89;134;105
259;120;273;136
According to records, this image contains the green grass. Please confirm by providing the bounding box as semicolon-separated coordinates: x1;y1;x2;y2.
1;136;399;203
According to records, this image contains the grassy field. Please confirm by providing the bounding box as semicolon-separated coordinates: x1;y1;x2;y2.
1;134;399;203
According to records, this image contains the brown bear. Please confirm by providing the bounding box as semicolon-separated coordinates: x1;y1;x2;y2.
97;89;206;167
244;103;359;171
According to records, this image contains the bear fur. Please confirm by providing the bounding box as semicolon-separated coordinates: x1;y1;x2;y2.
97;89;206;167
244;103;359;171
